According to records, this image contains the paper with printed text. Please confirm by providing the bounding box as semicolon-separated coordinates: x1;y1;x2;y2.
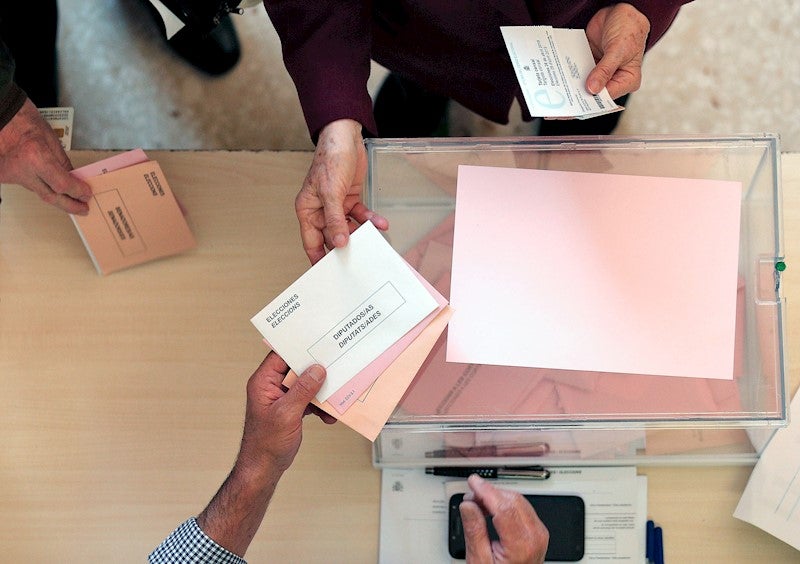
251;221;439;402
501;25;622;119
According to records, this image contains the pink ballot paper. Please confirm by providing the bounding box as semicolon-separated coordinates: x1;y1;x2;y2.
283;305;453;442
448;165;742;380
326;263;448;414
70;149;149;180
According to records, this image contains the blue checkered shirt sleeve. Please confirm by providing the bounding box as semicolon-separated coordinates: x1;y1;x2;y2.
149;517;247;564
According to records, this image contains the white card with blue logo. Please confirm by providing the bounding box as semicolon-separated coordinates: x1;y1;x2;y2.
501;25;622;119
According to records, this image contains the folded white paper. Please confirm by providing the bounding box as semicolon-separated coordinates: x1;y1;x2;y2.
251;222;438;402
734;389;800;550
501;25;622;119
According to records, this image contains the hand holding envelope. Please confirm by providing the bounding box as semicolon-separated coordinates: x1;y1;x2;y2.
294;119;389;264
69;149;196;275
284;304;452;441
251;221;449;440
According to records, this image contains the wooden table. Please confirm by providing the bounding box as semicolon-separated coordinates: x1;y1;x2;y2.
0;151;797;562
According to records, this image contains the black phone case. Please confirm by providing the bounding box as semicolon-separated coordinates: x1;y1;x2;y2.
448;492;585;561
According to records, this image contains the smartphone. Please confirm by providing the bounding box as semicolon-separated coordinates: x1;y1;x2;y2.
448;492;585;561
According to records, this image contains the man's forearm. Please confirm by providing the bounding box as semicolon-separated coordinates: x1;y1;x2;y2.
196;461;284;557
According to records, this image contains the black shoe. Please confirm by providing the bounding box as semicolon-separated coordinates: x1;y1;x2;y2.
167;13;240;75
158;0;243;36
142;1;241;76
373;73;450;137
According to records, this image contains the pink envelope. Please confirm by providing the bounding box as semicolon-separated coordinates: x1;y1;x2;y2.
283;306;453;441
396;214;748;423
71;149;188;217
326;261;448;413
70;148;149;180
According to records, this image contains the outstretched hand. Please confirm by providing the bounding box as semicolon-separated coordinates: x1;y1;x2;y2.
195;353;336;558
238;352;336;474
295;118;388;264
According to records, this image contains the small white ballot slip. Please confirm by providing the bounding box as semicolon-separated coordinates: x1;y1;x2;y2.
501;25;623;120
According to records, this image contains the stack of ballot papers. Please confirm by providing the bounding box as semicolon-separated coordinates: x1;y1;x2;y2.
501;25;623;120
251;221;453;441
70;149;196;275
379;466;647;563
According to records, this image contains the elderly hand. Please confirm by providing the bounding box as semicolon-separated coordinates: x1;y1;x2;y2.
295;118;388;264
460;474;549;564
584;2;651;100
0;99;91;214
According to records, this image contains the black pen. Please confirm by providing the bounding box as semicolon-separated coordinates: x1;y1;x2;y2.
425;466;550;480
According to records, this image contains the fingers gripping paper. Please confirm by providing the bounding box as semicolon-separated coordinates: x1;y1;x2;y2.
251;221;439;403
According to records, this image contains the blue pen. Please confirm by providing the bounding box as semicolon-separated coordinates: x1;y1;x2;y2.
646;520;655;563
654;526;664;564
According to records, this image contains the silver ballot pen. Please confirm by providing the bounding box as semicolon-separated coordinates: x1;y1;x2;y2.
425;466;550;480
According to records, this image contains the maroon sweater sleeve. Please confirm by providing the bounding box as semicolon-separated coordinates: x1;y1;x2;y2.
263;0;376;141
264;0;691;141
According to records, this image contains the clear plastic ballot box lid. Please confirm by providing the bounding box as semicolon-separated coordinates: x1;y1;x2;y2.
364;135;787;466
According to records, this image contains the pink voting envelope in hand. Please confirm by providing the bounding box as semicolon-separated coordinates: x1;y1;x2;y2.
283;305;453;441
70;149;195;274
326;262;448;413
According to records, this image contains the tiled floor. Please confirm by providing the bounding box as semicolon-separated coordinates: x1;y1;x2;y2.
57;1;800;152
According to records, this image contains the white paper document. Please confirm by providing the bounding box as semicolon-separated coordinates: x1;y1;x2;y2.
379;468;453;564
501;26;622;119
734;390;800;550
147;0;185;39
39;107;73;151
251;221;438;402
379;466;647;563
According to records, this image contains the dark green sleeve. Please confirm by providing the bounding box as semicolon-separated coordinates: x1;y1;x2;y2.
0;38;27;130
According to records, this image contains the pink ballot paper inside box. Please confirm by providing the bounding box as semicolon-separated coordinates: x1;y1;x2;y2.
251;221;449;439
447;164;742;381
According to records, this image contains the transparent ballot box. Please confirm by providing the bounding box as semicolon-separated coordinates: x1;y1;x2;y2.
365;135;787;466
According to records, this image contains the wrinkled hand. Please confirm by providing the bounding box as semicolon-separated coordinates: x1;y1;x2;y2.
585;3;651;99
295;118;388;264
237;353;336;475
0;99;91;214
460;474;549;564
